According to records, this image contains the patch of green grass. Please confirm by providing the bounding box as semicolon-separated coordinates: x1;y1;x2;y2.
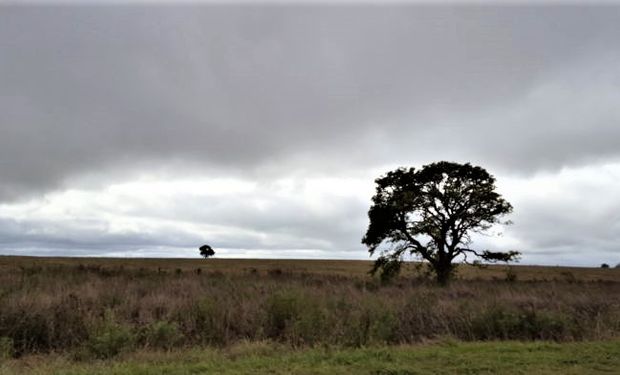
2;340;619;375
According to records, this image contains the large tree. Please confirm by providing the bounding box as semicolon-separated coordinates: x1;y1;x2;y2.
362;161;519;285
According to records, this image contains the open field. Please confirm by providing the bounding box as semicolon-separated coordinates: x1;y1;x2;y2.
2;256;620;282
2;340;620;375
1;256;619;373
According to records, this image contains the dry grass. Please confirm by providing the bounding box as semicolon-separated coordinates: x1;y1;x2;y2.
2;256;619;281
0;256;619;359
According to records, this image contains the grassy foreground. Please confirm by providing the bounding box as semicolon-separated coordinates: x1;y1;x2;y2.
1;256;619;373
1;256;619;358
2;340;619;375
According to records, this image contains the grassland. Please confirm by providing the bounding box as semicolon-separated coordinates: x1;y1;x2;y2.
3;256;619;281
0;256;619;374
2;340;620;374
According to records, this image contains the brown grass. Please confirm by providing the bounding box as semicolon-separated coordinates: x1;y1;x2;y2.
2;256;618;281
0;256;619;358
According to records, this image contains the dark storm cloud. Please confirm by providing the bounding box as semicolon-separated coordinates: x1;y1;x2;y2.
3;5;620;200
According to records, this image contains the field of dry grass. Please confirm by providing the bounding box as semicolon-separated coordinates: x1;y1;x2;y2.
2;256;619;282
0;255;619;362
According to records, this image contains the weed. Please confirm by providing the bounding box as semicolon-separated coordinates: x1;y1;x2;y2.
0;336;13;360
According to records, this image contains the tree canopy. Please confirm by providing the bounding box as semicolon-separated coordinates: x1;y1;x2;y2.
362;161;520;285
199;244;215;259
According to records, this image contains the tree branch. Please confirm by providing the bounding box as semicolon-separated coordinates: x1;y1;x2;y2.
457;247;521;263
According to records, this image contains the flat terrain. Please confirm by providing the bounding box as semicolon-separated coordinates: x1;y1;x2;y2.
2;340;620;375
0;256;619;374
2;255;619;282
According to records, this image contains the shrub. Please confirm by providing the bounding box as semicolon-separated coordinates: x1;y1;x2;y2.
340;298;399;347
396;292;441;341
265;291;303;339
141;321;183;350
471;307;572;340
83;316;135;359
189;298;228;345
367;307;399;345
1;310;51;355
288;298;327;346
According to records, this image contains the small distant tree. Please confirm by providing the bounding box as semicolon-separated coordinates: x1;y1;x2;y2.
601;263;610;269
199;244;215;259
362;161;520;285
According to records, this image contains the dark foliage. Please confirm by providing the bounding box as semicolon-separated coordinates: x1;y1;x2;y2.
199;244;215;259
363;161;520;285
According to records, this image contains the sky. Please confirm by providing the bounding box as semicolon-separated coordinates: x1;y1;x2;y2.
1;2;620;266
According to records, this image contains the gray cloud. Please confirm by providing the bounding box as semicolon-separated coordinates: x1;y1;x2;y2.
0;177;370;258
1;4;620;265
3;5;620;198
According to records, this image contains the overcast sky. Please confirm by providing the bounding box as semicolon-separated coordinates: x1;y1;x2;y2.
1;2;620;266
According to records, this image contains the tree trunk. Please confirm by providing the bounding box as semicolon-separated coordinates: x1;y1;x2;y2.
435;262;453;286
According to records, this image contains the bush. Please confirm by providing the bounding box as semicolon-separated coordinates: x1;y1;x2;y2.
340;298;399;347
471;307;572;341
83;316;135;359
366;307;399;345
289;298;327;346
396;293;441;341
141;321;183;350
265;291;303;339
0;310;55;355
264;290;332;345
188;298;228;345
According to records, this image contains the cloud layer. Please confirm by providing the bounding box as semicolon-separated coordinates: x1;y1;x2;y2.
1;4;620;265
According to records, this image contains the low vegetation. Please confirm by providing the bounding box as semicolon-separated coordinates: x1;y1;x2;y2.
0;256;619;363
1;340;619;374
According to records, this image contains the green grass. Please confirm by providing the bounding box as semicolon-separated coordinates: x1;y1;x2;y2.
2;340;619;374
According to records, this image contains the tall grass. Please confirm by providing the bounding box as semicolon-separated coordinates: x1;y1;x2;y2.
0;261;619;358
